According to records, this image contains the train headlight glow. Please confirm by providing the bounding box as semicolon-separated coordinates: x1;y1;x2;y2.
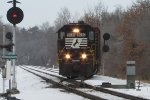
73;28;80;33
81;53;87;59
65;54;71;59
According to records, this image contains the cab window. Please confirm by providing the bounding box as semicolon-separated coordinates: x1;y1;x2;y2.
89;31;94;40
60;32;65;39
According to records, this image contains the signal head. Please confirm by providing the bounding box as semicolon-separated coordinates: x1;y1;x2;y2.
103;45;109;52
103;33;110;40
7;7;24;25
6;43;14;52
6;32;13;41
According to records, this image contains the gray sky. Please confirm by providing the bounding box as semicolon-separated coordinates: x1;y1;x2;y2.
0;0;137;28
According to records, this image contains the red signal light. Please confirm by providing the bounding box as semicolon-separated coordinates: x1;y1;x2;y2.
12;13;17;18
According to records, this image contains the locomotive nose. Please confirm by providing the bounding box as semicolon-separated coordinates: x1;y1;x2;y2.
73;64;80;72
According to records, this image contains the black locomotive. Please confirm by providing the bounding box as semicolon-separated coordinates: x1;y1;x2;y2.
57;21;101;79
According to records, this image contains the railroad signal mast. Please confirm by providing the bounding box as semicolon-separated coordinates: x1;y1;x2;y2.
102;33;110;75
103;33;110;52
6;0;24;93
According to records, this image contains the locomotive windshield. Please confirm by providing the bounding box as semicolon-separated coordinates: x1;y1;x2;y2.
65;28;86;37
66;32;86;37
59;29;95;40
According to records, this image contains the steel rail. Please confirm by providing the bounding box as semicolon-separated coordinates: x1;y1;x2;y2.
20;66;106;100
20;66;149;100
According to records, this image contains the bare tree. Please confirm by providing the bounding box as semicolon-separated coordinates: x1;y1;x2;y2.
82;2;107;29
54;7;71;31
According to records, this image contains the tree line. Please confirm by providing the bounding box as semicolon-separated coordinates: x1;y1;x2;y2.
0;0;150;80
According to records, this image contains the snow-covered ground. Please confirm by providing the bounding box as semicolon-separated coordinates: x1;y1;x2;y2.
0;66;88;100
1;65;150;100
85;75;150;99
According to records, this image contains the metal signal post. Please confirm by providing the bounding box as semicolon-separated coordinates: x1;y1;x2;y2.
13;0;16;7
2;25;6;93
12;0;16;91
12;25;17;92
7;0;23;93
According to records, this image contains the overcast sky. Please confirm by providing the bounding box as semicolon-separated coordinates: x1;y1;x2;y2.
0;0;137;28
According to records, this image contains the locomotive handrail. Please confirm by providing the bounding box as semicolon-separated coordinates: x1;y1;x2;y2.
57;47;65;63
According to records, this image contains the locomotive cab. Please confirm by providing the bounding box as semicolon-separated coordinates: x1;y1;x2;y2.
57;21;101;79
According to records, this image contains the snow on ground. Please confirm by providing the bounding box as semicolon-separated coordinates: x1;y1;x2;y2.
1;65;150;100
85;75;150;99
0;66;88;100
21;65;150;99
84;75;126;86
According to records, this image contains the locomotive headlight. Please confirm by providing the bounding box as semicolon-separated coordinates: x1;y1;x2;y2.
65;54;71;59
73;28;80;33
81;53;87;59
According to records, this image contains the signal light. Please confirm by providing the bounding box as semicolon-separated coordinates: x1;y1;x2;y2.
7;7;24;25
5;43;14;52
5;32;13;52
6;32;13;41
103;45;109;52
103;33;110;52
103;33;110;40
12;13;17;18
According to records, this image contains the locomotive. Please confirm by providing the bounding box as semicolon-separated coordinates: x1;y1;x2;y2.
57;21;101;79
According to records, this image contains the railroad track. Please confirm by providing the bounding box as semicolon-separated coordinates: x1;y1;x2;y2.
20;66;148;100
